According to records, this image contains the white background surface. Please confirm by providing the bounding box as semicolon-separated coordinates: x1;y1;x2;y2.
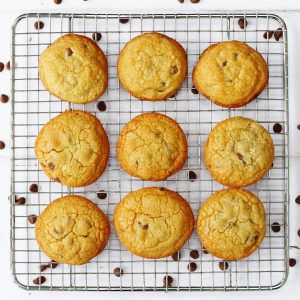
1;0;300;299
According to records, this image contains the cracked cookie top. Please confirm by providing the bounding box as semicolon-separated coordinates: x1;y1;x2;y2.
117;32;187;101
35;195;110;265
117;112;187;181
192;41;269;108
113;187;194;259
39;34;108;104
204;116;274;187
197;189;266;260
35;110;109;187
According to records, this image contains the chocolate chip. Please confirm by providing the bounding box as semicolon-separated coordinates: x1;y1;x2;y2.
0;94;9;103
65;48;73;57
29;183;38;192
273;123;282;133
119;18;129;24
0;141;5;149
296;195;300;204
203;248;209;254
187;262;197;272
274;28;283;41
222;61;227;67
49;260;58;269
190;250;199;259
190;0;200;3
0;62;4;72
237;153;244;161
92;32;102;41
34;21;44;30
54;0;62;4
289;258;296;267
171;251;181;261
159;187;165;191
178;0;184;2
219;261;229;271
271;222;281;233
47;162;55;170
238;18;247;29
96;190;107;199
263;30;274;39
6;61;10;70
97;101;106;111
39;264;48;272
27;214;37;224
297;229;300;237
113;267;123;277
163;275;173;287
188;170;197;181
169;93;176;98
33;276;46;285
191;86;198;94
297;124;300;130
157;82;166;92
15;197;26;205
171;66;178;74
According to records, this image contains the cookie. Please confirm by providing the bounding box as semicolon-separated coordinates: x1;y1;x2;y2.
39;34;108;104
35;110;109;187
113;187;194;259
35;195;110;265
197;189;266;260
117;112;187;181
117;32;187;101
192;41;269;108
204;116;274;187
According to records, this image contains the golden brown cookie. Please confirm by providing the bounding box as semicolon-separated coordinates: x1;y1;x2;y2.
197;189;266;260
39;34;108;104
35;110;109;187
35;195;110;265
204;116;274;187
113;187;194;259
117;32;187;101
117;112;187;181
192;40;269;108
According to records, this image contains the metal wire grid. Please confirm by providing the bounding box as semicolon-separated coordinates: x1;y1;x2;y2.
10;13;289;291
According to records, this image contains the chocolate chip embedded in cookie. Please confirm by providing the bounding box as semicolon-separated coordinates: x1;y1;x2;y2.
113;187;194;259
35;195;110;265
204;116;274;187
35;110;109;187
197;189;266;260
117;32;187;101
192;40;269;108
39;34;108;104
117;112;187;181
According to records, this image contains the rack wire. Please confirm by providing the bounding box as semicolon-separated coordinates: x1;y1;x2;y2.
10;13;289;291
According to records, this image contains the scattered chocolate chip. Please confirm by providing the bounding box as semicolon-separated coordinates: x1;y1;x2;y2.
263;30;274;39
190;250;199;259
289;258;296;267
163;275;173;287
274;28;283;41
188;170;197;181
27;214;37;224
191;86;198;94
113;267;123;277
171;251;181;261
33;276;46;285
96;190;107;199
47;162;55;170
15;197;26;205
271;222;281;233
238;18;247;29
65;48;73;57
219;261;229;271
171;65;178;74
119;18;129;24
178;0;184;3
157;82;166;92
296;195;300;204
97;101;106;111
6;61;10;70
34;21;44;30
237;153;244;161
39;264;48;272
29;183;38;192
92;32;102;41
54;0;62;4
54;177;61;183
297;229;300;237
273;123;282;133
0;141;5;149
187;262;197;272
190;0;200;3
0;94;9;103
297;124;300;130
169;93;176;98
0;62;4;72
203;248;209;254
222;61;227;67
49;260;58;269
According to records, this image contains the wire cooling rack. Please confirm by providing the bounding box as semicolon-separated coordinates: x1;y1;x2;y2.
10;13;289;291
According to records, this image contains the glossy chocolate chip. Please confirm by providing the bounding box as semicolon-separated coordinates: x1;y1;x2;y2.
0;141;5;149
39;264;48;272
0;62;4;72
289;258;296;267
238;18;247;29
119;18;129;24
113;267;123;277
274;28;283;41
34;21;44;30
263;30;274;39
54;0;62;4
297;229;300;237
273;123;282;133
0;94;9;103
96;190;107;199
190;250;199;259
297;124;300;130
65;48;73;57
219;261;229;271
163;275;173;287
29;183;39;192
188;170;197;181
171;251;181;261
92;32;102;41
178;0;184;2
187;262;197;272
49;260;59;269
97;101;106;111
27;214;37;224
33;276;46;285
191;86;198;94
190;0;200;3
6;61;10;70
296;195;300;204
203;248;209;254
271;222;281;233
15;197;26;205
